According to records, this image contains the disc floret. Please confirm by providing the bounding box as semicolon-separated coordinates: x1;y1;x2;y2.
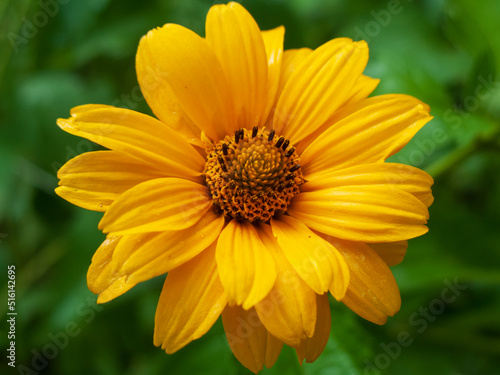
204;127;304;222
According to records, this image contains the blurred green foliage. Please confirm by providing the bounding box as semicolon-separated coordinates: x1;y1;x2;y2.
1;0;499;374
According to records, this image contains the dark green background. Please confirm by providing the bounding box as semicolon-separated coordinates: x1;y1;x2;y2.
1;0;499;374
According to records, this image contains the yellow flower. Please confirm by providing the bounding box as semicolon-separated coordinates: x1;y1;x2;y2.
56;2;433;373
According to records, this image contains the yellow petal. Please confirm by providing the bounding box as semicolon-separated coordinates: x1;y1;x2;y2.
265;331;284;369
295;293;331;364
329;92;430;123
254;223;317;346
70;104;112;116
57;105;204;181
216;220;277;309
260;26;285;125
206;2;268;131
368;241;408;266
270;215;349;298
135;76;203;147
273;39;368;144
301;94;432;175
302;162;434;208
99;178;212;235
296;74;380;152
136;23;235;141
87;235;121;296
325;237;401;324
56;150;166;212
135;32;203;147
85;235;141;304
275;48;312;103
288;186;429;243
96;275;135;304
114;209;224;284
222;305;282;374
86;235;139;304
343;74;380;106
154;244;226;353
90;211;223;304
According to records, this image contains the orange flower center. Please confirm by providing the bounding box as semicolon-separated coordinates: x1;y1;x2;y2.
204;127;304;222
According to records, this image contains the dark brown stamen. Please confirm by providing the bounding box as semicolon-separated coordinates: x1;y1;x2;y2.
252;126;258;138
285;147;295;157
268;129;275;141
281;139;290;151
235;129;242;144
218;156;227;172
222;143;228;156
289;164;301;173
286;173;296;180
275;136;285;148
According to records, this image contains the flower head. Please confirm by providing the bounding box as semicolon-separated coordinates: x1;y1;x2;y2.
56;2;433;373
